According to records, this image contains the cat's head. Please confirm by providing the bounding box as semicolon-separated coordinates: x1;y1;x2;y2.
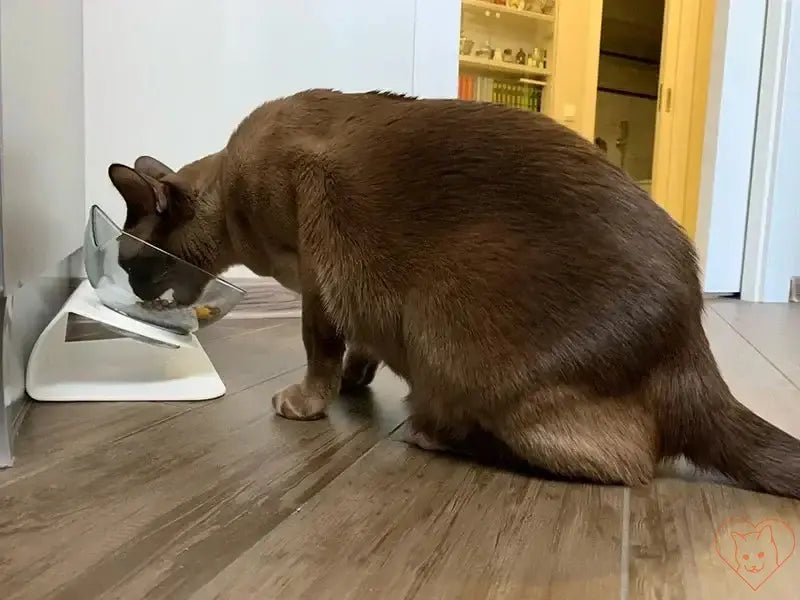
107;155;230;305
731;526;777;573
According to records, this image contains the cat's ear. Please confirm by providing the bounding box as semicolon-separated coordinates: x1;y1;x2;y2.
756;525;774;541
159;173;196;222
134;155;175;180
108;163;169;217
108;163;194;221
731;532;745;544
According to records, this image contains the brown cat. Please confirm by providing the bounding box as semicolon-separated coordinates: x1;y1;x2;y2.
107;89;800;498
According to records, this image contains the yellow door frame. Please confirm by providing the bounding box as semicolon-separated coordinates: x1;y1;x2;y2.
651;0;716;239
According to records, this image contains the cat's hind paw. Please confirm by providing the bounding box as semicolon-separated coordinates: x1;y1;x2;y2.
400;422;450;452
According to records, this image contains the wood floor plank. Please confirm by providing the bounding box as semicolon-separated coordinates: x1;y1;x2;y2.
711;300;800;390
703;308;800;438
0;368;408;600
196;316;297;344
6;300;800;600
0;319;304;485
629;307;800;599
191;441;626;600
200;321;307;395
629;479;800;600
0;401;186;488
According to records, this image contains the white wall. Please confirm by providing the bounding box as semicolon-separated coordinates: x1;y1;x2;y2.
82;0;458;279
695;0;766;295
741;0;800;302
759;0;800;301
414;0;466;99
84;0;418;226
0;0;86;293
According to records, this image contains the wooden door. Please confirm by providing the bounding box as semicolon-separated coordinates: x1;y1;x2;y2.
650;0;715;238
650;0;681;213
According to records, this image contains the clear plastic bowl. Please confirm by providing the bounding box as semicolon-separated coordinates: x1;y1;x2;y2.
83;205;246;335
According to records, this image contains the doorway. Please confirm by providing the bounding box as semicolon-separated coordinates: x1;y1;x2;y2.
594;0;664;199
594;0;715;239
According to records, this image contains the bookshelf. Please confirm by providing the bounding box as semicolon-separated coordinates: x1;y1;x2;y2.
461;0;555;24
457;0;556;115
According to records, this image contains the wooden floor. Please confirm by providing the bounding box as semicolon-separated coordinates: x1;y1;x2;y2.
1;301;799;599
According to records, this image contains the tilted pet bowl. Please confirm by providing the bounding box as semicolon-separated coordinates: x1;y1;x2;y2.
84;205;245;334
26;205;246;402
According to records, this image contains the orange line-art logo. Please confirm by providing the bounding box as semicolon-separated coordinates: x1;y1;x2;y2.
714;518;796;591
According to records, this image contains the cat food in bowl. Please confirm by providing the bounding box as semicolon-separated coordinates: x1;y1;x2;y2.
83;204;246;335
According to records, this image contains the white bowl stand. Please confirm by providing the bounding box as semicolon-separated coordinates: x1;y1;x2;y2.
26;280;226;401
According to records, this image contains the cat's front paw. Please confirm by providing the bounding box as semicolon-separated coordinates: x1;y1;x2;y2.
272;383;328;420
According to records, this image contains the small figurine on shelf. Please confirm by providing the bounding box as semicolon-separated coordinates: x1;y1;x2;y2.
475;41;493;59
459;35;475;56
537;0;556;14
529;48;546;69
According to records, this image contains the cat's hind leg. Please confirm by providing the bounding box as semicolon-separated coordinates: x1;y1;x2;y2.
487;387;658;486
401;386;525;466
340;343;380;393
399;384;477;453
399;420;450;452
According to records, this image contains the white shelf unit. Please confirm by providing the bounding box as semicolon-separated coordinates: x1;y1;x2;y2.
458;0;556;114
461;0;555;24
459;55;550;79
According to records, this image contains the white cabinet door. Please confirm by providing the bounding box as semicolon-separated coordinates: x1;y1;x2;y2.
0;0;85;292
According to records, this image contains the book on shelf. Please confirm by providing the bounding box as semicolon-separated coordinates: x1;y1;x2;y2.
458;74;542;112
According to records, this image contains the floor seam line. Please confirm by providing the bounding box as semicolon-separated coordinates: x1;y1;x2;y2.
620;487;631;600
201;320;296;347
708;304;800;391
287;425;409;517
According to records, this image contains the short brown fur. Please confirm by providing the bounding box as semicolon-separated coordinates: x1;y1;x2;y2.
108;89;800;497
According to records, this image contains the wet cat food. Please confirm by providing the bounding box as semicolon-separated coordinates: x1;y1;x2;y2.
194;305;220;320
139;298;177;311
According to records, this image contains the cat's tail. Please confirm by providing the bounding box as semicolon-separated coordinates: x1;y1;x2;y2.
655;337;800;499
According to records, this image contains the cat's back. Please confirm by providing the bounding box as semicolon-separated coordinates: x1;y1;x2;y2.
227;89;693;278
322;92;672;229
228;89;634;223
312;91;690;262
